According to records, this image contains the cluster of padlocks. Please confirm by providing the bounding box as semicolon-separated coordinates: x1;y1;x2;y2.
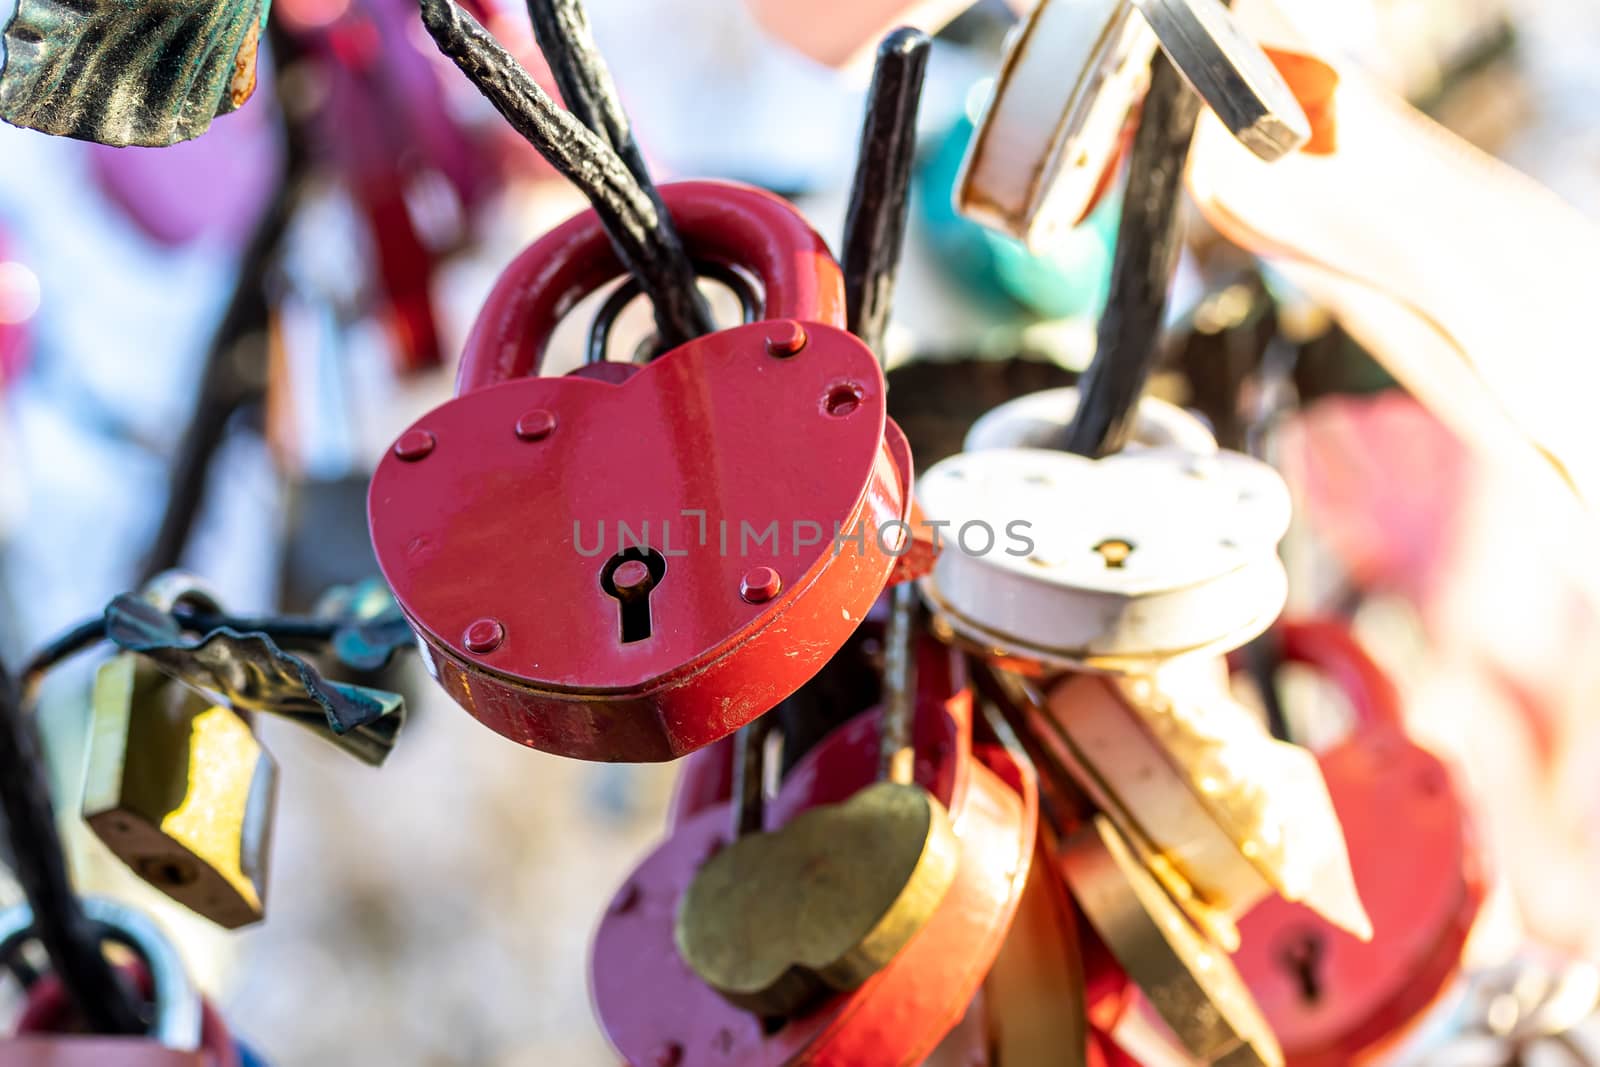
3;0;1600;1062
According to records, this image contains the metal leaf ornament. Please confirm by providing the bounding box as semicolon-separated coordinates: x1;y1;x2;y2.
104;593;404;766
0;0;269;144
315;578;417;675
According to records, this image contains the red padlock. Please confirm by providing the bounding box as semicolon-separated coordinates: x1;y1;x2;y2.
369;181;913;762
10;967;241;1067
1;897;241;1067
589;643;1037;1065
1232;618;1486;1066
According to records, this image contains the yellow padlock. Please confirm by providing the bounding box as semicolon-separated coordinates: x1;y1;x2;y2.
82;653;276;929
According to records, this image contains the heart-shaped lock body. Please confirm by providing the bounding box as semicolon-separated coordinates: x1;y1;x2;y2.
1232;619;1485;1067
918;388;1289;669
590;644;1037;1066
370;182;912;762
674;779;961;1016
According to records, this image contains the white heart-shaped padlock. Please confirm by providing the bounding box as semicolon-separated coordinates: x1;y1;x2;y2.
918;389;1290;670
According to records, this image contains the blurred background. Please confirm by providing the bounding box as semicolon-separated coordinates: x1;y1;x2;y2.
3;0;1600;1062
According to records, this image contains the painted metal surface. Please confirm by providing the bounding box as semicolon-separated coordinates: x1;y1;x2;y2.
371;181;912;762
591;645;1037;1065
1233;618;1485;1067
918;388;1289;670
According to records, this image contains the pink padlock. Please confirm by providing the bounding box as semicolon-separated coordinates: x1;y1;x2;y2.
590;643;1037;1065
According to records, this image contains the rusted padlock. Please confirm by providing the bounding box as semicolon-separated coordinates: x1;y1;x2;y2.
1232;618;1485;1067
370;180;913;762
590;640;1037;1065
0;898;240;1065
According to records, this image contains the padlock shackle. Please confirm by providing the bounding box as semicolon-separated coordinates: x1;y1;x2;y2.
1276;618;1405;735
456;180;847;394
0;898;203;1052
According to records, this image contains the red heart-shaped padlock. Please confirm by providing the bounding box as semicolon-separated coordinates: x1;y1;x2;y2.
1232;618;1485;1066
369;182;913;762
590;643;1037;1066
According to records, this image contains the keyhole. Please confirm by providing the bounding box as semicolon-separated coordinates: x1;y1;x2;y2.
1278;929;1326;1004
137;855;199;887
601;548;667;643
1093;538;1135;569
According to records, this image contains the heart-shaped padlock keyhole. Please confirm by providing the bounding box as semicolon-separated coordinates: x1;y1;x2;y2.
1233;618;1485;1067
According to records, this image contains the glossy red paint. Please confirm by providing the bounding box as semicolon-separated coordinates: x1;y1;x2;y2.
590;648;1038;1065
455;182;848;392
371;182;912;762
1233;618;1485;1067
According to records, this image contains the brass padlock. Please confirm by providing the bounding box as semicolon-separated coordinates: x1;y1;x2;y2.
82;653;276;929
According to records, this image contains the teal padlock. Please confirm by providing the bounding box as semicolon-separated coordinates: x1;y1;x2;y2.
917;108;1119;321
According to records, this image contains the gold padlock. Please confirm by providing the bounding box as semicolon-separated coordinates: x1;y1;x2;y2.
82;654;277;929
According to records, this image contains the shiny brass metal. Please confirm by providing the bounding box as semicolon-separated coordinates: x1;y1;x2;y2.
674;779;960;1017
1060;815;1282;1067
82;654;276;929
984;841;1090;1066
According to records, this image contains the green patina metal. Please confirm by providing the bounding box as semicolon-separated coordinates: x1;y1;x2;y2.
0;0;271;145
104;593;406;766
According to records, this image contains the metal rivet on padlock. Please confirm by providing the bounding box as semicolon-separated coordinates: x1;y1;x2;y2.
82;654;276;930
956;0;1309;251
0;897;213;1063
1232;619;1485;1067
1061;815;1284;1067
369;180;916;763
591;639;1037;1067
918;387;1290;670
674;588;960;1017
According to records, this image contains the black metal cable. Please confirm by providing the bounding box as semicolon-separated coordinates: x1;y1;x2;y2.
421;0;713;354
584;261;759;366
731;714;772;839
1059;53;1203;457
524;0;712;349
0;658;143;1032
840;28;930;360
18;618;108;703
139;21;314;583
